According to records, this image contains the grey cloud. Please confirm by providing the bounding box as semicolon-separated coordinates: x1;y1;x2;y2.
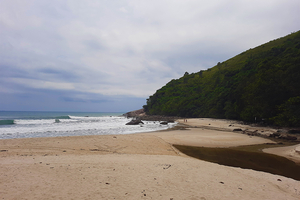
0;0;299;111
62;97;88;103
62;96;111;104
83;40;107;51
36;67;80;81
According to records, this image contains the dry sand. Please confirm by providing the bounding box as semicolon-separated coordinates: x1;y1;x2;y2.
263;144;300;164
0;118;300;199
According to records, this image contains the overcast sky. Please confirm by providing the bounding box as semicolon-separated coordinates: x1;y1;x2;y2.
0;0;299;112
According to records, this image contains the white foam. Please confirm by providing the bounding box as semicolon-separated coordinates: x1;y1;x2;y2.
0;116;176;139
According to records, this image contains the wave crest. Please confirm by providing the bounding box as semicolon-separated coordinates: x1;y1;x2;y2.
0;120;15;125
55;115;71;119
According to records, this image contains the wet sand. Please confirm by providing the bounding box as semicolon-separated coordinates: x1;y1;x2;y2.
0;118;300;199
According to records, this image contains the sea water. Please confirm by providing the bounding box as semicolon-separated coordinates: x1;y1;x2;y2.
0;111;176;139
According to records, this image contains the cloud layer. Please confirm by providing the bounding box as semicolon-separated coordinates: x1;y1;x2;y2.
1;0;299;111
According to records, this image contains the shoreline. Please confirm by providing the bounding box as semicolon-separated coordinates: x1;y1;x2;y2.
1;118;300;199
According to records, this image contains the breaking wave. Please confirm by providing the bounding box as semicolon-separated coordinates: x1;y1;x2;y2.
55;115;71;119
0;120;15;125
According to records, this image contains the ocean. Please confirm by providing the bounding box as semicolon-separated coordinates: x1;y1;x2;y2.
0;111;176;139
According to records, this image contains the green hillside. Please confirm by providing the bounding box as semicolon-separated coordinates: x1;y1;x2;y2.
143;31;300;126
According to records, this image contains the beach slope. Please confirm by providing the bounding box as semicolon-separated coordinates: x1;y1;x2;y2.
0;118;299;199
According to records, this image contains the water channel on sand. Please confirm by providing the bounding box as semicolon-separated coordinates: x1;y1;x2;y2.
174;142;300;181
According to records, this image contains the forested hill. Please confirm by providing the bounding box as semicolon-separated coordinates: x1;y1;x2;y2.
143;31;300;126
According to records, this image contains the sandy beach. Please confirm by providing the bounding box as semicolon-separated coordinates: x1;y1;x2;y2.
1;118;300;199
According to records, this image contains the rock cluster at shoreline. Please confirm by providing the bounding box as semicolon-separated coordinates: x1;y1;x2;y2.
123;109;146;118
233;128;299;141
124;109;300;141
123;109;179;122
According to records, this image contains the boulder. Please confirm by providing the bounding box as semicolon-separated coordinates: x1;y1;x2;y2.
126;119;144;125
233;128;243;132
269;132;281;138
160;121;168;125
246;131;258;136
279;135;297;141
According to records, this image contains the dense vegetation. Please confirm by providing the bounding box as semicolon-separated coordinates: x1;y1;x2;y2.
143;31;300;126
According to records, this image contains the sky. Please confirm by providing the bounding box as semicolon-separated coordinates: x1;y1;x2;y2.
0;0;299;112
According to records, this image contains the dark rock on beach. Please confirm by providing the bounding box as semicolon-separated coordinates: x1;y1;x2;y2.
269;132;298;140
233;128;243;132
243;130;261;136
126;118;144;125
269;132;281;138
279;135;297;141
160;121;169;125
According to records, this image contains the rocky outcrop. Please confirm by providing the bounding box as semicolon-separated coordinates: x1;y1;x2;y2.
123;109;146;118
268;132;281;138
243;130;261;136
281;135;298;140
123;109;178;122
269;132;298;140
